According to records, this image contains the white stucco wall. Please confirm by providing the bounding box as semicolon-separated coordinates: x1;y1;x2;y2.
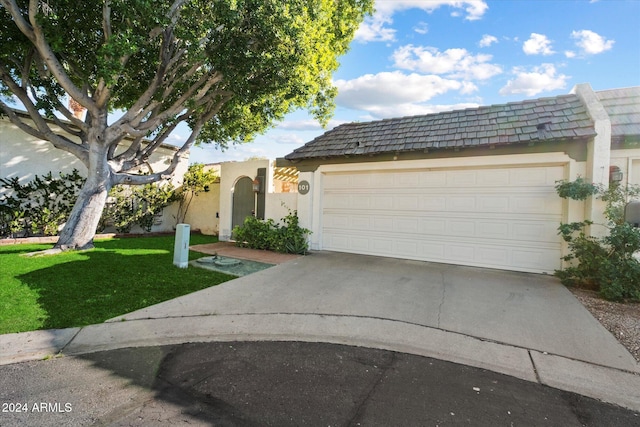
218;159;299;240
0;117;187;186
611;149;640;187
0;118;87;182
0;115;189;233
265;192;298;225
219;159;269;240
180;164;221;235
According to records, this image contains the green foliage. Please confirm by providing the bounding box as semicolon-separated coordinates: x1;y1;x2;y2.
232;210;311;254
0;170;175;237
0;170;85;237
556;180;640;301
176;163;218;224
1;0;371;248
100;183;177;233
1;0;373;146
555;177;600;201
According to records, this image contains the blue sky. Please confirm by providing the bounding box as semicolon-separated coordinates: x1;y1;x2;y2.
187;0;640;165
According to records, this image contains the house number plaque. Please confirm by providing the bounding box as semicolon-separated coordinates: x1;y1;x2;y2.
298;180;310;195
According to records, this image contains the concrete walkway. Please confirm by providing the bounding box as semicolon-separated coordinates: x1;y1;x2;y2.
1;250;639;412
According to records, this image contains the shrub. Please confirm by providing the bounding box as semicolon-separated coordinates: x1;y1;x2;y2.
175;163;218;224
100;183;177;233
0;170;85;237
0;170;177;237
232;210;311;254
555;179;640;301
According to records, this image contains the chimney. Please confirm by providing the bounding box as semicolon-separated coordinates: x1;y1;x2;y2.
68;97;86;119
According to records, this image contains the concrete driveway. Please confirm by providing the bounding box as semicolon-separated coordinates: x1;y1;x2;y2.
3;251;639;411
113;251;637;371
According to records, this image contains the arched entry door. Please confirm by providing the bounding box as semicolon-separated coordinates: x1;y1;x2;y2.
232;177;255;230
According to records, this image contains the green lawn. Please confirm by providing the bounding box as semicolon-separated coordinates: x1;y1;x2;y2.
0;234;235;334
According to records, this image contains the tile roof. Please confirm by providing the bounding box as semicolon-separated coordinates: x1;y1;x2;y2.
285;94;597;160
596;87;640;141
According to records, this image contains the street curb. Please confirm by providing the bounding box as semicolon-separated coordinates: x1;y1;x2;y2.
1;314;639;412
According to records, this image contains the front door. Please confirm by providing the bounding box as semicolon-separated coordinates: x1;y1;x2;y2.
232;177;255;230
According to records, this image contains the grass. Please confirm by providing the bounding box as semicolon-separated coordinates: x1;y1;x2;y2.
0;234;236;334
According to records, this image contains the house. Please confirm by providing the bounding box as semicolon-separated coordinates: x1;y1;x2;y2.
277;84;640;274
0;110;189;233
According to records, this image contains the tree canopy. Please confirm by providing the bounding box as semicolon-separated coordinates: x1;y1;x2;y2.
0;0;372;249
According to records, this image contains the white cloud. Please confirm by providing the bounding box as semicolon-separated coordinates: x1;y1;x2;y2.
355;15;396;43
334;71;479;118
355;0;488;43
273;134;305;145
276;119;346;131
414;22;429;35
336;71;462;107
523;33;555;56
564;50;576;58
571;30;614;55
392;45;502;80
478;34;498;47
499;64;569;97
460;81;479;95
372;0;488;20
360;102;480;119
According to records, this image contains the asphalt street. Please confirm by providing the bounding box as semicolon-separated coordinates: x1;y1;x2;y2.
1;341;638;426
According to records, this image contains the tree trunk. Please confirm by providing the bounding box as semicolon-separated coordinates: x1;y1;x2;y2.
55;142;112;251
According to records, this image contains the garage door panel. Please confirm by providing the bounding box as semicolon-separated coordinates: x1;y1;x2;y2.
477;222;510;239
322;165;564;273
419;171;447;187
447;196;476;211
420;218;447;234
395;195;419;210
448;170;477;186
477;196;510;212
372;237;394;252
478;169;511;186
374;195;394;209
322;228;561;272
448;220;476;236
350;236;370;251
326;211;560;243
397;218;420;233
352;195;370;209
397;241;419;256
420;196;447;210
512;222;557;241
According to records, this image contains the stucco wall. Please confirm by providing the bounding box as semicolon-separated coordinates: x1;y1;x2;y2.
265;192;298;225
611;148;640;187
0;118;87;181
0;116;189;233
219;159;269;240
0;117;186;186
180;164;221;235
218;159;299;240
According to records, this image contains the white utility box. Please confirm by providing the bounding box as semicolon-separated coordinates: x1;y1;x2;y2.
173;224;191;268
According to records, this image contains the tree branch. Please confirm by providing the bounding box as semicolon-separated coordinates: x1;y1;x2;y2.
103;0;113;41
0;101;89;166
17;0;98;116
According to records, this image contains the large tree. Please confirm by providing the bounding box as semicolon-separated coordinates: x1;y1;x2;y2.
0;0;372;250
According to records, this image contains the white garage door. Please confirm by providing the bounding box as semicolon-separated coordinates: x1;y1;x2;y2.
321;166;565;273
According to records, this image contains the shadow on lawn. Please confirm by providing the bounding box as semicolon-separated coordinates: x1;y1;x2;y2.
17;250;235;330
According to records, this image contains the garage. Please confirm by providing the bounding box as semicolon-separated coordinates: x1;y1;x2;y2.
281;87;625;274
321;165;565;273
